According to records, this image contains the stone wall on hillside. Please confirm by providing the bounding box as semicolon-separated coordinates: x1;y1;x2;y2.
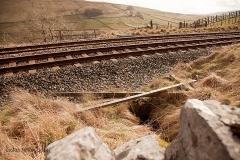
0;49;210;104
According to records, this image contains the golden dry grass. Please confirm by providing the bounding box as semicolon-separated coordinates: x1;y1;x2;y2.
126;23;240;37
142;43;240;142
0;89;166;160
147;95;185;142
0;89;84;159
182;43;240;105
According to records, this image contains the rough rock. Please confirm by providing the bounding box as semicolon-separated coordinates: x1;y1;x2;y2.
165;99;240;160
45;127;114;160
203;100;240;138
114;135;165;160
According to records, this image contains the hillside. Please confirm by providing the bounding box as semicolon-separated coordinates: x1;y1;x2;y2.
208;16;240;27
0;0;203;45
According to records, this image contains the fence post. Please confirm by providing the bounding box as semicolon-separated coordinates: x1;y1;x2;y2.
59;30;63;40
94;29;96;38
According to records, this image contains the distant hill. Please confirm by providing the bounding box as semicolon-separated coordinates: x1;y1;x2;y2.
0;0;204;45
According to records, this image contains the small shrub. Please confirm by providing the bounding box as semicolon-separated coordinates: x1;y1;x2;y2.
161;29;166;33
135;32;141;35
84;8;103;17
127;6;134;10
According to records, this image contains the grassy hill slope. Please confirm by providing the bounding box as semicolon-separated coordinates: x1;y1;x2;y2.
208;16;240;26
0;0;203;45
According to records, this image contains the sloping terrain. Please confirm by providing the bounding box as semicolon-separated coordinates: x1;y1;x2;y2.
0;0;203;45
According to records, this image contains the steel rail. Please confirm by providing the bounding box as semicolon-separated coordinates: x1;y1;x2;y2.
0;35;239;64
0;31;240;54
0;39;239;74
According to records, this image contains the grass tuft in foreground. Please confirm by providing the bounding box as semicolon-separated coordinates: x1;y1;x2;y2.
0;89;166;159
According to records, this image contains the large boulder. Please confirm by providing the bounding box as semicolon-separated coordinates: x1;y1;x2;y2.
45;127;114;160
165;99;240;160
114;135;165;160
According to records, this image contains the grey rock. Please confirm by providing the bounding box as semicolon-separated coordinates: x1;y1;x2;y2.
114;135;165;160
165;99;240;160
45;127;114;160
203;100;240;127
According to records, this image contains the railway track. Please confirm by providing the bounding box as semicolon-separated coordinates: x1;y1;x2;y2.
0;32;240;75
1;31;240;56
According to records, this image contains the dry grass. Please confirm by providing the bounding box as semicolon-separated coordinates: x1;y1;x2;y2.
0;89;84;159
127;23;240;37
147;94;186;142
182;43;240;105
141;43;240;142
0;89;165;159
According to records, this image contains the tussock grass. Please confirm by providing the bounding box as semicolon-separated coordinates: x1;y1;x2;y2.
201;73;227;88
1;89;163;159
184;44;240;105
0;89;83;159
147;93;186;142
139;43;240;142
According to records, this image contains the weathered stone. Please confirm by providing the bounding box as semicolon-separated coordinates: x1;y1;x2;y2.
45;127;114;160
114;135;165;160
165;99;240;160
203;100;240;148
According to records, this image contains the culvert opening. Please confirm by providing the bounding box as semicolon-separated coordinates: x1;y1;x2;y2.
129;99;154;125
128;93;187;142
